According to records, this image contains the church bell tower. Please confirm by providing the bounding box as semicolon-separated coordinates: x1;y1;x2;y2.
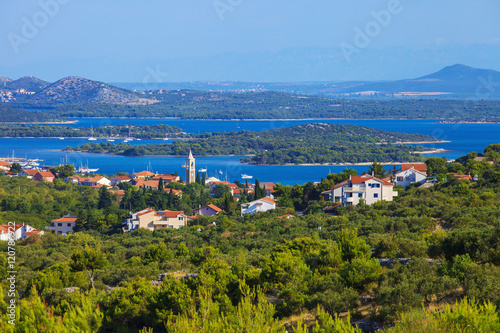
182;150;196;184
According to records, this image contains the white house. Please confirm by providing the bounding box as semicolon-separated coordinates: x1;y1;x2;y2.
0;223;43;241
110;176;131;186
123;208;187;232
19;169;39;179
45;216;78;235
241;197;276;216
0;161;12;171
79;176;111;187
321;180;349;203
322;175;397;206
393;167;427;189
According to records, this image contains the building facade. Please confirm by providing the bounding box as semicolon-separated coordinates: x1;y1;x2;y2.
322;175;397;206
241;197;276;215
123;208;187;232
45;216;78;235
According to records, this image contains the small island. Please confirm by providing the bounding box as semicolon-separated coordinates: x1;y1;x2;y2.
64;123;444;165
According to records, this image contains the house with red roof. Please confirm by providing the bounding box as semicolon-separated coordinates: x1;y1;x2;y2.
64;175;83;184
78;175;111;187
233;188;255;200
208;181;238;196
0;223;43;241
277;214;295;219
132;179;161;190
123;208;187;232
323;174;397;206
392;164;428;189
164;188;183;197
241;197;276;216
130;171;155;179
46;215;78;235
258;182;276;198
110;176;131;186
19;169;39;179
34;171;55;182
399;163;427;173
109;190;125;199
321;180;349;202
448;173;473;181
193;204;223;216
0;160;12;171
152;173;181;184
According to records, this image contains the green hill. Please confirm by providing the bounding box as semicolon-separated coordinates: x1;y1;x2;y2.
67;123;439;164
0;103;63;123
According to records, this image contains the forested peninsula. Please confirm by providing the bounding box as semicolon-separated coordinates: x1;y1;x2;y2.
65;123;441;165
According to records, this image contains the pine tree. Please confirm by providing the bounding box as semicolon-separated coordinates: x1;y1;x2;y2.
98;186;113;210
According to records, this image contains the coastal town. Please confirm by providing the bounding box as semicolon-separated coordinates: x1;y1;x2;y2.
0;150;477;240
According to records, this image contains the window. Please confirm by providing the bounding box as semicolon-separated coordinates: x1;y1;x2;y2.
397;177;403;181
58;223;62;227
67;223;71;227
51;223;55;227
374;193;379;198
375;184;380;188
178;216;184;220
168;225;174;229
358;193;363;198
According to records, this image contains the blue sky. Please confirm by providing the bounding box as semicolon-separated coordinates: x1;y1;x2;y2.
1;0;499;82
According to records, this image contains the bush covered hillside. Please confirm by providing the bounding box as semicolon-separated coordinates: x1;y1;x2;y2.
0;104;63;123
1;145;500;331
46;90;500;121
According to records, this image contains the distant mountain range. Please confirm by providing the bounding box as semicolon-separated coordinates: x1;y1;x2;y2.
0;64;499;114
113;64;500;99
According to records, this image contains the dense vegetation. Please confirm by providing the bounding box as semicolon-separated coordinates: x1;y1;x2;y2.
0;124;185;139
0;104;62;123
1;144;500;331
43;91;500;121
66;123;436;164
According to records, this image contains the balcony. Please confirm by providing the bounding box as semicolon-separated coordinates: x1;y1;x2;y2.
343;187;366;193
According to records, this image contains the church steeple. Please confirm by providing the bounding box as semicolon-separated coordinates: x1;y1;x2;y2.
183;150;196;184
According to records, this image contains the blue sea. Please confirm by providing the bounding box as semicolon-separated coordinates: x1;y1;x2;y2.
1;119;498;185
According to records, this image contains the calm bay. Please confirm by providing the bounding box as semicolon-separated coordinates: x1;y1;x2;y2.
1;119;498;185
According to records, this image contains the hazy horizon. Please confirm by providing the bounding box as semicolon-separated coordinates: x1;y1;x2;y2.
1;0;499;83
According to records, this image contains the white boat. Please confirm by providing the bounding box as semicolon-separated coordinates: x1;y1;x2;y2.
77;161;99;174
88;126;97;141
78;167;99;173
107;138;115;142
124;138;132;143
135;138;141;141
59;137;65;140
241;174;253;179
